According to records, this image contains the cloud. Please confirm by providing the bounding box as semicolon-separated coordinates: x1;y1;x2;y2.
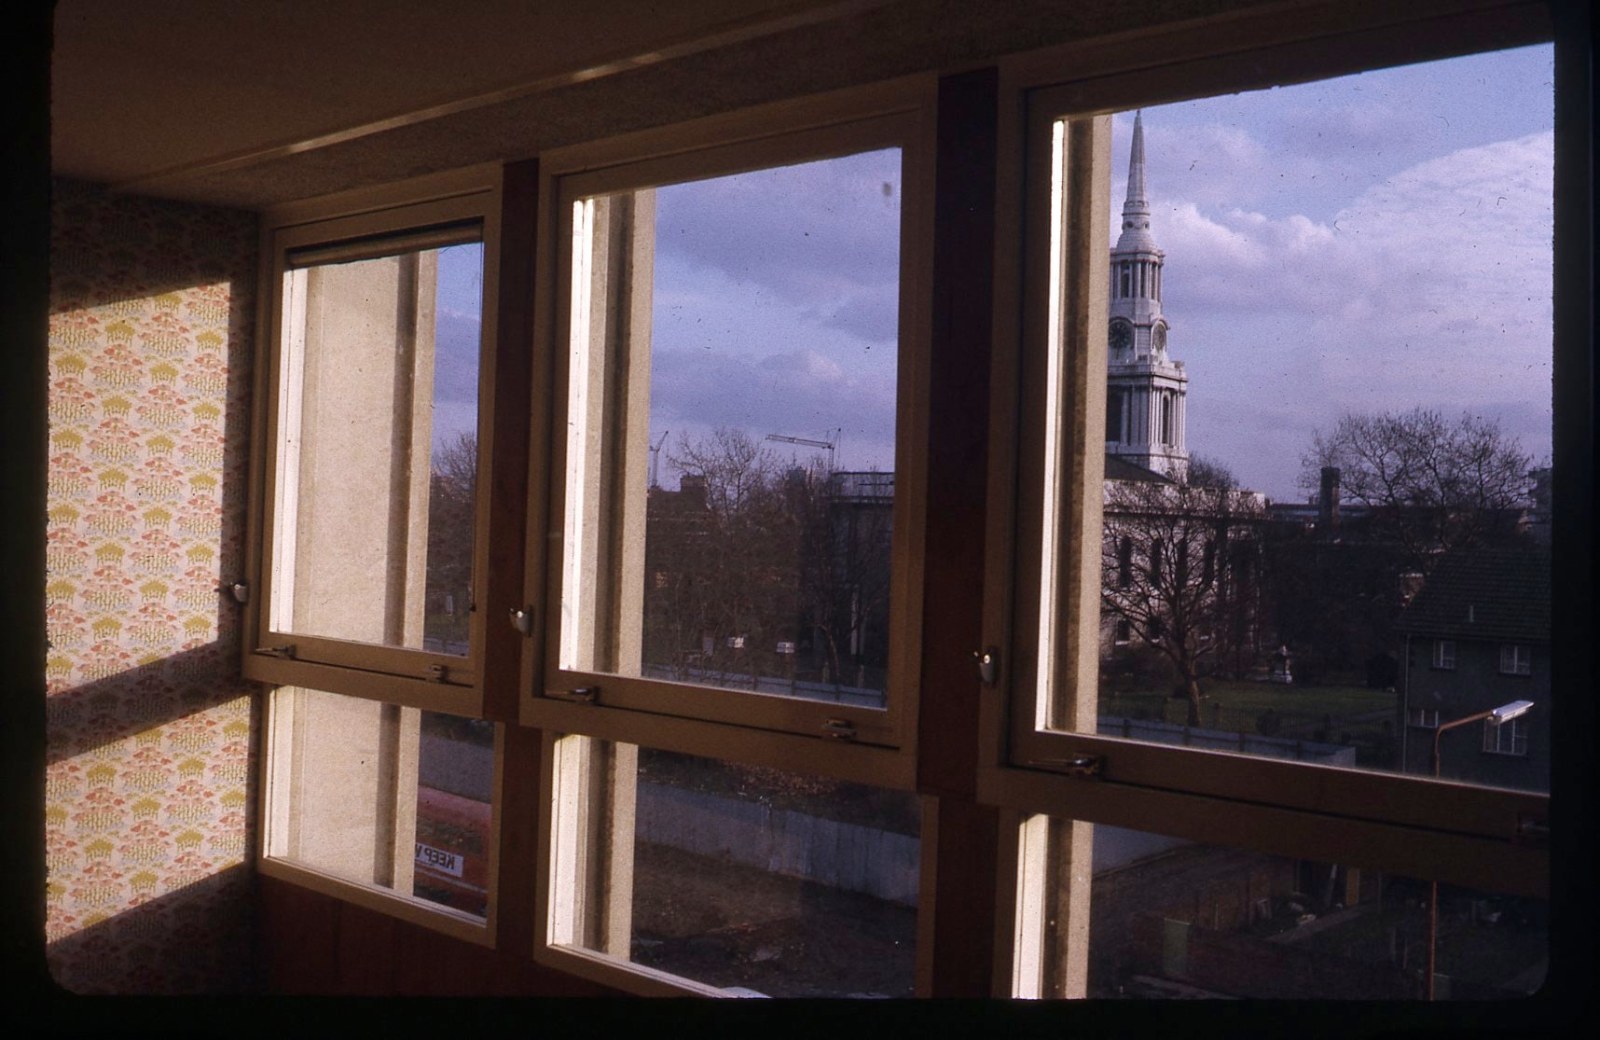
649;345;896;469
431;307;482;407
651;148;902;335
1140;130;1552;499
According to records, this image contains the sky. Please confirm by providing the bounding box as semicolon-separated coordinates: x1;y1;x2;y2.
646;149;903;479
1109;44;1554;499
428;43;1554;502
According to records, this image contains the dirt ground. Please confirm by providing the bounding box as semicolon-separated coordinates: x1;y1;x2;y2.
629;841;917;998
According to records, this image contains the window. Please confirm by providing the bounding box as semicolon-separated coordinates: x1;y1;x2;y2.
1499;643;1532;676
525;85;933;995
1483;716;1529;756
248;185;503;711
980;23;1554;1000
1433;640;1458;670
531;114;924;749
1408;708;1441;729
248;175;511;930
262;685;497;933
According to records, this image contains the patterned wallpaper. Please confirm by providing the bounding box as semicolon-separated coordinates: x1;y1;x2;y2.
45;180;259;993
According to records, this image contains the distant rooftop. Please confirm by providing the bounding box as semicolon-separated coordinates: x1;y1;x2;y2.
1395;548;1551;642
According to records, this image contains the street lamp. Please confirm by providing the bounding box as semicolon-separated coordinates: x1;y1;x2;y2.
1425;699;1535;1000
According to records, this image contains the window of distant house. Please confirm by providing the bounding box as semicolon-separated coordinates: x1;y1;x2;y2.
1433;640;1457;670
1408;708;1441;729
1499;643;1532;676
1482;716;1529;756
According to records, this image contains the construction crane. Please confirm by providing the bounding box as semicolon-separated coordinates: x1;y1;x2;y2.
649;430;669;488
765;431;836;472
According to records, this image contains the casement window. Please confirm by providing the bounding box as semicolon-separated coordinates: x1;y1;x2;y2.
248;175;510;935
1499;643;1533;676
1432;640;1457;670
523;83;934;995
979;12;1555;999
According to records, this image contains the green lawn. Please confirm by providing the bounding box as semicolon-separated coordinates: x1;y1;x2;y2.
1098;678;1400;768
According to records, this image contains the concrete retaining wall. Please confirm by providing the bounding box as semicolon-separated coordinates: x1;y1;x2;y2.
636;782;920;906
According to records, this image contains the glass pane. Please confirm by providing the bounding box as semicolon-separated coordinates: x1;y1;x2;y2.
560;150;901;709
1020;816;1546;1000
553;738;920;997
271;239;483;656
413;711;494;917
1044;48;1552;792
266;686;493;920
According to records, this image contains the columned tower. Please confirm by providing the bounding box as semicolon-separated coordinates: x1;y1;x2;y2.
1106;111;1189;481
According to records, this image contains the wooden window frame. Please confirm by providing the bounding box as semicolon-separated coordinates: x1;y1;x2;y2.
245;167;509;716
520;79;934;769
521;80;939;996
976;0;1560;997
245;166;527;935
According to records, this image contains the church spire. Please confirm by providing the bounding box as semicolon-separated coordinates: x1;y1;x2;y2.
1126;110;1148;215
1106;110;1187;482
1116;110;1157;252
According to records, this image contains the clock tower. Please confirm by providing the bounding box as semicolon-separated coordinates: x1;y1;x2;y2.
1106;111;1188;481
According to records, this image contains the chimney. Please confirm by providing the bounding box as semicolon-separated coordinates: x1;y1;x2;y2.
1319;466;1342;534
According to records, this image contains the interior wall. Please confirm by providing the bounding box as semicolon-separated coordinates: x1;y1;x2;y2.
44;180;259;993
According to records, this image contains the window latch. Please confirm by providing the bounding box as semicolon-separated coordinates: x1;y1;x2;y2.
220;581;248;604
428;663;450;683
973;647;1000;686
1029;754;1104;779
823;718;857;740
255;644;296;659
552;686;598;704
509;606;534;636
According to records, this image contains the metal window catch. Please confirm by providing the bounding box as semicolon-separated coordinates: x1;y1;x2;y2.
509;606;534;636
220;581;248;604
255;644;296;659
823;718;857;740
555;686;599;704
973;647;1000;686
1029;754;1104;779
428;663;450;683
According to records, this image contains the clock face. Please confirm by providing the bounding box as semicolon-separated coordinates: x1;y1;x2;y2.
1109;321;1132;352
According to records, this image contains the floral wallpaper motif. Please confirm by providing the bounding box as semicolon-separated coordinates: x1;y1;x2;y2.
45;180;259;993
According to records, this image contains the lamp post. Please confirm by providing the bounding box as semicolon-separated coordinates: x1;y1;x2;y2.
1425;699;1535;1000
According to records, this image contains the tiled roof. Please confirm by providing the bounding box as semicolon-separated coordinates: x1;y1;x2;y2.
1396;547;1550;642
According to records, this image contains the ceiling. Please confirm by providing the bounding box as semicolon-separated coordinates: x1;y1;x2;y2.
49;0;1279;210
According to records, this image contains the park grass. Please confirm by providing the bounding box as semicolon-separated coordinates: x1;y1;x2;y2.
1098;678;1401;767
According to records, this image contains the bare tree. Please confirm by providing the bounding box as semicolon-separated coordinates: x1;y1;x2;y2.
1185;454;1238;491
1301;408;1533;570
1102;474;1267;726
425;432;477;650
645;428;892;694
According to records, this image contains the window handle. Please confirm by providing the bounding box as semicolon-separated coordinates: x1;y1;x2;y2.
1027;754;1104;779
551;686;598;704
973;647;1000;686
255;644;296;659
509;606;534;636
